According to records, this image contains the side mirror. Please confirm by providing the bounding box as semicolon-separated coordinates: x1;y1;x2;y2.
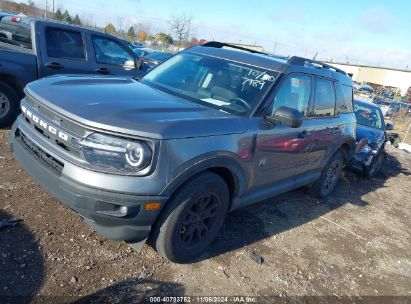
265;106;303;128
385;123;395;131
123;60;136;69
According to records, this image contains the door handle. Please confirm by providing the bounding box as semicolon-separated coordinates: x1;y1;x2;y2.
96;67;110;74
45;62;63;69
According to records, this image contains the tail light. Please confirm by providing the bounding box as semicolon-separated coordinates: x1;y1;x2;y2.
10;17;21;22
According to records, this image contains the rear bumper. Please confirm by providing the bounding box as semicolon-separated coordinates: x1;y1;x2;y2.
9;122;168;242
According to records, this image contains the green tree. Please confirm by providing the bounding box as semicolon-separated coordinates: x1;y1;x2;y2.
155;32;173;44
61;10;72;23
54;8;63;21
72;14;81;26
104;23;117;34
127;26;135;38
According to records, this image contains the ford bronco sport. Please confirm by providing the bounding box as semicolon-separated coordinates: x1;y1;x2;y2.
9;42;355;262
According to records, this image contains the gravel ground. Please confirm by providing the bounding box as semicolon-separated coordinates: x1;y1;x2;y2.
0;129;410;302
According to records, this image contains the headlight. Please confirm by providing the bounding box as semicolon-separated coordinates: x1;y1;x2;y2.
360;144;372;154
77;133;152;174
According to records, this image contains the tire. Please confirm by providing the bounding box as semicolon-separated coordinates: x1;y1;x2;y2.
364;150;385;178
309;151;344;198
0;81;20;128
151;172;229;263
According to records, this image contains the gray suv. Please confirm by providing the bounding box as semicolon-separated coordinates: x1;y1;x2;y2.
9;42;355;263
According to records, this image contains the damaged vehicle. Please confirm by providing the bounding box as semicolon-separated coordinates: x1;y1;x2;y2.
351;99;395;177
9;42;356;263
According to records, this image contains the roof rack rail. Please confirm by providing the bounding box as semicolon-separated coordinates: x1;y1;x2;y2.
202;41;267;55
287;56;347;76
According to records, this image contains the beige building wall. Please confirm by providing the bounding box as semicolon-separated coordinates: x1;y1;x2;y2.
327;63;411;95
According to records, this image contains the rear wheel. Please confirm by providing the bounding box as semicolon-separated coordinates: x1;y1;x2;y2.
0;82;19;128
309;151;343;198
152;172;229;263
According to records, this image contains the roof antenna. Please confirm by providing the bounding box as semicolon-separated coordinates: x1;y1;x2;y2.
313;51;318;60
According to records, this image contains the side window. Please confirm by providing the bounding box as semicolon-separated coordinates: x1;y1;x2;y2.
92;36;133;65
45;27;85;59
341;85;354;112
312;78;336;117
270;75;311;116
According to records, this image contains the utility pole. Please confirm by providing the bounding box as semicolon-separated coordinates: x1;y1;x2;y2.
273;40;277;55
52;0;55;14
45;0;47;19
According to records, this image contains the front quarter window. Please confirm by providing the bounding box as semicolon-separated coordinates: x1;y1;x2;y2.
142;52;279;115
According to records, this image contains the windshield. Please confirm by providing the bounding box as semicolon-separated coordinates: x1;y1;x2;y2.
142;52;279;115
354;102;383;129
149;52;171;61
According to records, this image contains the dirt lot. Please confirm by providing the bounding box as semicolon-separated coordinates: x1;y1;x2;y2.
1;128;410;302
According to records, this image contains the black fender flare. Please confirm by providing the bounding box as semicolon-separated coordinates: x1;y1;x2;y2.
159;153;249;204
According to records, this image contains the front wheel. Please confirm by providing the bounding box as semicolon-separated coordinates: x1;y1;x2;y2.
0;82;20;128
309;151;343;198
151;172;229;263
364;151;385;177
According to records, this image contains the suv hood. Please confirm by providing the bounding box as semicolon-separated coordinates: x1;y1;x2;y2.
25;75;248;139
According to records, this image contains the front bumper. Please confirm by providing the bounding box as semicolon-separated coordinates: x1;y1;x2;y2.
349;152;373;171
9;120;168;242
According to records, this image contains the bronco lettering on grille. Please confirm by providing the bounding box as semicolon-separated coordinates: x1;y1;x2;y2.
21;105;69;142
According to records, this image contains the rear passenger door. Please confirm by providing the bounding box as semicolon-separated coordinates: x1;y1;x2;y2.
38;23;94;77
305;77;343;169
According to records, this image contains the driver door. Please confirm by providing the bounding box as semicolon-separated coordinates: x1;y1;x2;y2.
90;35;139;77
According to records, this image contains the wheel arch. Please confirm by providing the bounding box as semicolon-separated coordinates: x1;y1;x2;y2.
159;155;248;210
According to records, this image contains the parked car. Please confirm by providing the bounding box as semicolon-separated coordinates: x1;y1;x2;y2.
385;101;410;118
9;42;356;263
132;47;156;69
350;100;394;177
0;15;142;127
376;99;393;117
141;51;172;71
132;41;144;48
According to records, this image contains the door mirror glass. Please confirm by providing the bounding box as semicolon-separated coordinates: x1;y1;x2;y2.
267;106;303;128
123;59;136;69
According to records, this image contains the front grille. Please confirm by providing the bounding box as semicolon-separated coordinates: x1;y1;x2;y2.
20;131;64;174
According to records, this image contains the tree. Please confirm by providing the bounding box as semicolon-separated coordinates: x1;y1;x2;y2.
72;14;81;26
190;37;199;46
155;32;173;45
138;30;148;42
54;8;63;21
127;26;135;39
170;13;192;50
104;23;117;34
61;10;72;23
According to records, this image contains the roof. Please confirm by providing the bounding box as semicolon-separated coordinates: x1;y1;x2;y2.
327;61;411;73
188;45;288;72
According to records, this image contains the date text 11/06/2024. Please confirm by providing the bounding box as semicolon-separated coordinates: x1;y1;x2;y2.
149;296;258;303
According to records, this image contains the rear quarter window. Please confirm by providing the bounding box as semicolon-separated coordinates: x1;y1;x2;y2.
336;84;354;113
0;16;32;50
312;78;336;117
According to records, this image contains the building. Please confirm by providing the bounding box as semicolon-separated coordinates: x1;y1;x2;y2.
326;62;411;96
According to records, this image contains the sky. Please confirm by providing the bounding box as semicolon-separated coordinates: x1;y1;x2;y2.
32;0;411;69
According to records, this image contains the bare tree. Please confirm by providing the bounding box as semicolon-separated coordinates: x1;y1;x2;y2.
170;12;192;50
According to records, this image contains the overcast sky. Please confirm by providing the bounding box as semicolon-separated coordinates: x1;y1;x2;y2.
33;0;410;69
